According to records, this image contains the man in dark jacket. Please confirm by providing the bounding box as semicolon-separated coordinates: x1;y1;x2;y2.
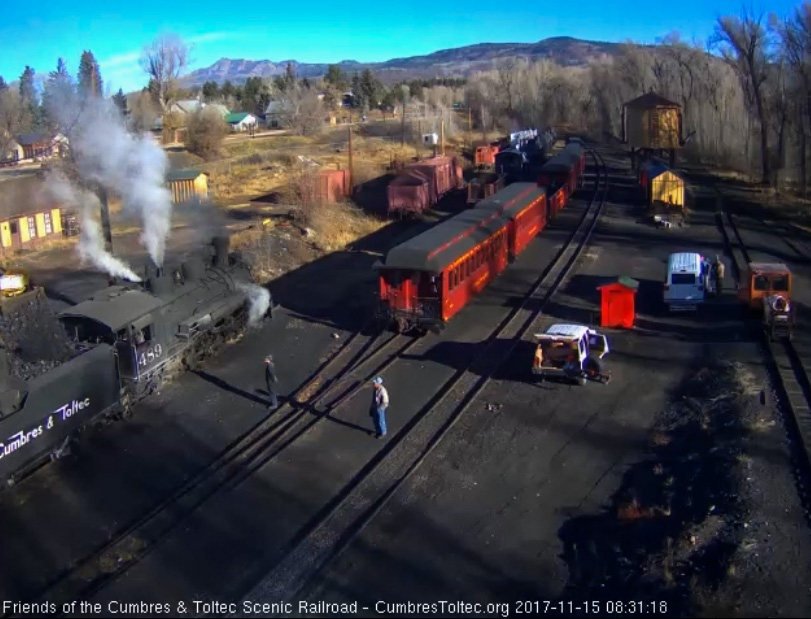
265;355;279;410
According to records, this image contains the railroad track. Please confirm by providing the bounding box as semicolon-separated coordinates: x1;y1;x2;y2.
22;149;607;614
19;325;419;616
716;194;811;518
237;147;609;612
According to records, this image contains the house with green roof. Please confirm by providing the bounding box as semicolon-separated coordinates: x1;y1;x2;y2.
225;112;257;132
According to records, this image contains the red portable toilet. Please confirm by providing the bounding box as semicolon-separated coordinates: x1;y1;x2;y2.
597;276;639;329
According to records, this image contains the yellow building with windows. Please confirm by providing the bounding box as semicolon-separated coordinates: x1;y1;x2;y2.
166;170;211;204
0;175;64;250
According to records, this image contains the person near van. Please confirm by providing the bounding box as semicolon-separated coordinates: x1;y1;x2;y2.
370;377;389;439
714;256;725;295
701;258;713;294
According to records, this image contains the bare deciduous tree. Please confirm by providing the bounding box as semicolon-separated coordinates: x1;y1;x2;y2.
127;91;159;133
278;85;325;136
185;107;228;160
712;9;774;184
140;33;189;114
0;89;31;160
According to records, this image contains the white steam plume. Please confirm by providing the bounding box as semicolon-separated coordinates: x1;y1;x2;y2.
54;95;173;266
45;172;142;282
238;283;271;327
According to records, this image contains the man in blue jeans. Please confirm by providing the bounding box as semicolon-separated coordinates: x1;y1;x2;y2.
371;377;389;439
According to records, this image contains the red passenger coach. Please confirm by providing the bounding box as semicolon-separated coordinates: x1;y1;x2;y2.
376;209;510;332
538;143;585;196
477;182;547;258
377;143;589;334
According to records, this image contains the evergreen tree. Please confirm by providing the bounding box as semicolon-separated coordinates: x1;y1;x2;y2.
324;65;348;91
77;50;103;98
221;80;236;100
43;58;74;132
278;62;296;92
0;75;8;91
351;73;366;110
301;77;311;90
202;81;219;101
18;66;37;106
112;88;128;115
360;69;380;108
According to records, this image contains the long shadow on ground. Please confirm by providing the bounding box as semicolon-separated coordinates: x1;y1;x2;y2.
556;348;753;617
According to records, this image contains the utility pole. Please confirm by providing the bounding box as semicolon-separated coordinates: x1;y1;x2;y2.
401;101;406;147
348;125;354;194
440;120;445;157
97;185;113;253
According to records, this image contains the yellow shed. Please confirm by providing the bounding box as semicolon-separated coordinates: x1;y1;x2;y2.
645;164;685;209
166;170;210;204
622;92;683;151
0;175;64;249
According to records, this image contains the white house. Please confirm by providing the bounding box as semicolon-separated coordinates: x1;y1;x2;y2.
225;112;257;132
0;139;25;163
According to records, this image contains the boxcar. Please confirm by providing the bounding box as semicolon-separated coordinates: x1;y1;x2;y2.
376;208;511;333
477;183;547;258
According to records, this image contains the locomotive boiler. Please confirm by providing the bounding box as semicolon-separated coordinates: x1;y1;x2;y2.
0;235;259;486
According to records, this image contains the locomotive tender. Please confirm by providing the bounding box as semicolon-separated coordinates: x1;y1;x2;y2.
376;141;585;334
0;235;256;486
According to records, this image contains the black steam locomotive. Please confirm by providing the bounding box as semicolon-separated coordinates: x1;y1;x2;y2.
0;235;257;486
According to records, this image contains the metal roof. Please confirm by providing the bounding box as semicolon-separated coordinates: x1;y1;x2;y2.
598;276;639;291
383;208;509;272
624;92;681;109
0;174;60;220
59;286;163;333
166;169;208;182
540;143;583;175
749;262;790;273
173;100;203;114
226;112;253;124
544;324;590;339
476;182;545;219
16;133;49;146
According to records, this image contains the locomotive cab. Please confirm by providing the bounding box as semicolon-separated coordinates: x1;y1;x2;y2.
738;262;792;312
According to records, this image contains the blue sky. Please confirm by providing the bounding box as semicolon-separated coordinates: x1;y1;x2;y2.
0;1;796;94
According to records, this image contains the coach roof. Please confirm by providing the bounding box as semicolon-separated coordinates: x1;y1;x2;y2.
540;143;583;175
476;182;545;219
383;208;509;272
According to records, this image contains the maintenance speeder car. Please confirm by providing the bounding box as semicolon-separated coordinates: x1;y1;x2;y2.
531;323;611;386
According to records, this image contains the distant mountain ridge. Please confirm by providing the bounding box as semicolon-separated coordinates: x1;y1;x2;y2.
183;36;621;86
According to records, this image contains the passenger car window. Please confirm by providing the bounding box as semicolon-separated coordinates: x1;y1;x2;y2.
772;275;789;292
754;275;769;291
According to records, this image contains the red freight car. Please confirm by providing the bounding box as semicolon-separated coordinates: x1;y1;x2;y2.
474;145;500;167
317;169;350;203
387;156;462;217
477;183;547;258
466;173;505;206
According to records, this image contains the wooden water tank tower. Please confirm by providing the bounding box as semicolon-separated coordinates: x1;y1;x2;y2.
622;91;692;169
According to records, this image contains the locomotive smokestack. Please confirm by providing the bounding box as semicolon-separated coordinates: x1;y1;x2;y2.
213;236;230;269
144;258;167;293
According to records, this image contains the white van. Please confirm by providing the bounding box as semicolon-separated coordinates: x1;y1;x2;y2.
664;252;705;311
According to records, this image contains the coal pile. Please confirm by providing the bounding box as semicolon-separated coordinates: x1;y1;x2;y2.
0;291;77;382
